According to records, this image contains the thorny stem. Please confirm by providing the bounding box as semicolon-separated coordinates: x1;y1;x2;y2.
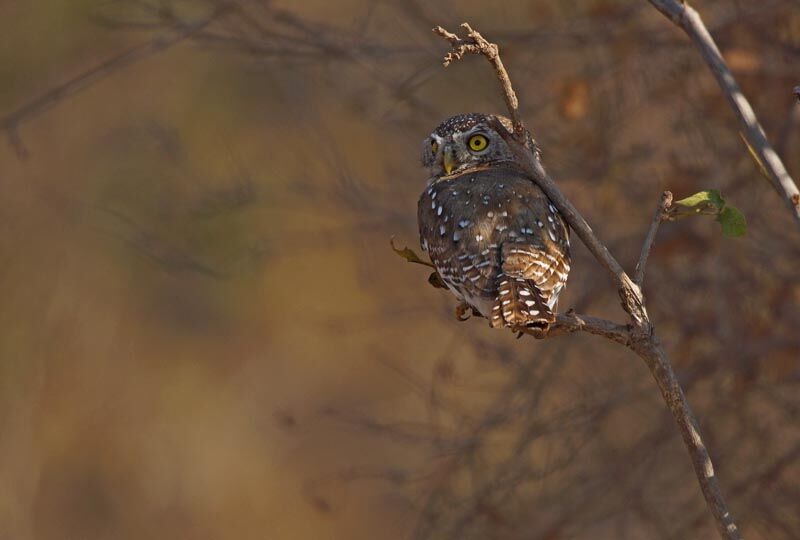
433;23;742;540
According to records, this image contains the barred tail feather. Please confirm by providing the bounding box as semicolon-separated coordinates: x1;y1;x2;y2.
492;274;554;330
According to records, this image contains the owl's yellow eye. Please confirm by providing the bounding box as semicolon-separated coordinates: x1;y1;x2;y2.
431;140;439;154
468;134;489;152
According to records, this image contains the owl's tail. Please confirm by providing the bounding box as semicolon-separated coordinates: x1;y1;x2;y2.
492;275;555;331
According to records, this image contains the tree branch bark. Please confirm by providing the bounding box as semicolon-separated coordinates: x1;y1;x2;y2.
432;23;742;540
540;311;631;346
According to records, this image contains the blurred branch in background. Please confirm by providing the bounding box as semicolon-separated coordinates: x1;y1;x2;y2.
0;2;232;159
0;0;434;159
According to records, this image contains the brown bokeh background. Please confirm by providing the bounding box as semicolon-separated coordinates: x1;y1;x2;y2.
1;1;799;539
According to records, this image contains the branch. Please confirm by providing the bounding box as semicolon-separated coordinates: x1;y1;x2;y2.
634;191;673;288
434;23;741;540
647;0;800;228
535;311;631;346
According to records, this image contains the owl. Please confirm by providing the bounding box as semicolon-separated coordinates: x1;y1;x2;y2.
418;113;570;331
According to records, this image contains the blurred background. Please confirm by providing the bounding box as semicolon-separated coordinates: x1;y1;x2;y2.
1;1;799;538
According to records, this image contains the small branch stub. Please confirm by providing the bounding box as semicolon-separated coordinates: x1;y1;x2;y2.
634;191;673;288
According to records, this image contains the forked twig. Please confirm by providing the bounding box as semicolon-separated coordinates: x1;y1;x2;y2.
431;23;741;540
433;24;523;137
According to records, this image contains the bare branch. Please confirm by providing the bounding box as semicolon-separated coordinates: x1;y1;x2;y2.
532;311;631;346
634;191;673;288
433;23;742;540
647;0;800;228
433;23;523;137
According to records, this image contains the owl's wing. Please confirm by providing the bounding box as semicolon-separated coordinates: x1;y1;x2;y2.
495;187;571;329
491;264;553;329
502;240;570;310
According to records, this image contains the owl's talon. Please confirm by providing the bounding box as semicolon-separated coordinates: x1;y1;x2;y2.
455;302;472;321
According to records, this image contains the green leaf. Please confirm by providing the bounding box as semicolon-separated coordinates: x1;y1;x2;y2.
716;206;747;237
675;190;725;210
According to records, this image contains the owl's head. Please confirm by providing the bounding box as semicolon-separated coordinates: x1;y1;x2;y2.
421;113;537;179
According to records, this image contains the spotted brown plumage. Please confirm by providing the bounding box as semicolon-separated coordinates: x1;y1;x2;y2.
418;113;570;330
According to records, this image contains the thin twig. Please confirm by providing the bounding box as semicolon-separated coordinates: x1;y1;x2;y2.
634;191;673;288
647;0;800;228
433;23;741;540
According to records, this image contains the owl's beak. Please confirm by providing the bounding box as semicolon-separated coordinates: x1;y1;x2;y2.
443;148;457;175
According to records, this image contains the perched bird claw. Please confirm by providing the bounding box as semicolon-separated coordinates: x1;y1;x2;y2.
455;302;472;321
